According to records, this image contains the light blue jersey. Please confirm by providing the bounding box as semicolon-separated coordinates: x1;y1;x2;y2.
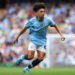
25;16;55;46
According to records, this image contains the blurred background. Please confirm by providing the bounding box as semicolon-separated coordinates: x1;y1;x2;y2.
0;0;75;68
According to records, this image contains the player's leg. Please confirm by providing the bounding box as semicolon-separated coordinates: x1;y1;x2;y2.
27;50;45;69
24;46;46;70
16;51;35;65
23;42;37;73
16;42;36;65
23;50;35;73
37;50;46;61
24;50;45;73
23;42;36;60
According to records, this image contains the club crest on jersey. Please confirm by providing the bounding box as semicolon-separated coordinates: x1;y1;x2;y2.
40;24;43;27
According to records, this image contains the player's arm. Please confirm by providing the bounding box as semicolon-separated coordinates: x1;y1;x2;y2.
54;24;65;41
14;27;27;43
14;19;31;43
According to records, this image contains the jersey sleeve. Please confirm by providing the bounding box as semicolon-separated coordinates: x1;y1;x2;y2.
25;20;32;29
48;18;55;27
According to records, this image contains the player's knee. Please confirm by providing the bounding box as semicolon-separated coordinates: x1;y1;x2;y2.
28;55;34;60
38;57;44;61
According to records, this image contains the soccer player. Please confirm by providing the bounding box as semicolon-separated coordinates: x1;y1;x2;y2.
14;3;65;73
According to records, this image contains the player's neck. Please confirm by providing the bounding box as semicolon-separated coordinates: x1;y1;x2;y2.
36;16;44;21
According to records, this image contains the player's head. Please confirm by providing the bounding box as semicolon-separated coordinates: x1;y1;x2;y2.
33;2;46;18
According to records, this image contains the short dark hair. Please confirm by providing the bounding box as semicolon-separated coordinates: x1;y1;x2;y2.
33;2;45;12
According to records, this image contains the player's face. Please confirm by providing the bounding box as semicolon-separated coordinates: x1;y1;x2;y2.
37;9;45;18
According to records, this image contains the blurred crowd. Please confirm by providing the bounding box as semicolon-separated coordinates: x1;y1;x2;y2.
0;3;75;66
51;38;75;65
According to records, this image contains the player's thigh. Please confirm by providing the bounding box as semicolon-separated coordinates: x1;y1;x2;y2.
37;45;46;61
37;50;46;61
28;42;36;59
28;50;35;60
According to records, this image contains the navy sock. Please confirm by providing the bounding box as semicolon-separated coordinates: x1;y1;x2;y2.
24;54;28;60
28;59;42;69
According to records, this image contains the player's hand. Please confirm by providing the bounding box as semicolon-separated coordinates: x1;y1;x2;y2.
61;35;65;41
14;36;18;44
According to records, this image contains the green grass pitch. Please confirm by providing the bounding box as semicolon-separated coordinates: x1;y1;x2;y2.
0;67;75;75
